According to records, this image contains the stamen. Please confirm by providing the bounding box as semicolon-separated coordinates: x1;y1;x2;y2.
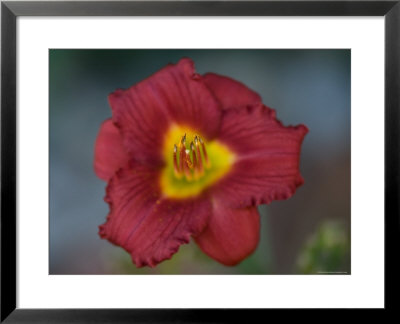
190;142;197;168
182;151;192;181
190;142;199;178
179;141;186;174
194;136;204;175
179;140;192;181
173;144;182;178
173;133;210;181
199;137;210;168
185;149;193;169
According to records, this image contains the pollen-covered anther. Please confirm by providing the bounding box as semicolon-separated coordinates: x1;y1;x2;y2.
181;133;186;145
173;134;211;181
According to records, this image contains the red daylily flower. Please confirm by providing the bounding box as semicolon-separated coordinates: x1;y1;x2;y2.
94;58;308;268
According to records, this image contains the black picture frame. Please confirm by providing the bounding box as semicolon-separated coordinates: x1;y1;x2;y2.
1;0;398;322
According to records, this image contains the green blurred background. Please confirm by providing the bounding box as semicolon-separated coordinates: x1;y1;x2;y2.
49;49;350;274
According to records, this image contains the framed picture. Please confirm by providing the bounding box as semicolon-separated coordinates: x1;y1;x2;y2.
1;0;398;321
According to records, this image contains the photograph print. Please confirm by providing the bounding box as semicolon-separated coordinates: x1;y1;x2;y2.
49;49;350;275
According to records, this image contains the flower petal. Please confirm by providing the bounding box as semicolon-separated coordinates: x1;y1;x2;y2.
195;200;260;266
94;119;129;181
213;104;308;208
99;162;211;267
109;58;222;165
203;73;262;110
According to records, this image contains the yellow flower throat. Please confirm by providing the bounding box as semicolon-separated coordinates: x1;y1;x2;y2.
160;125;235;199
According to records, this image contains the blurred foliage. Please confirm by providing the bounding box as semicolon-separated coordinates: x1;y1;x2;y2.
297;221;350;274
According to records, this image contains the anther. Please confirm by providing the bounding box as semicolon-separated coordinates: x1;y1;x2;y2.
181;133;186;145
